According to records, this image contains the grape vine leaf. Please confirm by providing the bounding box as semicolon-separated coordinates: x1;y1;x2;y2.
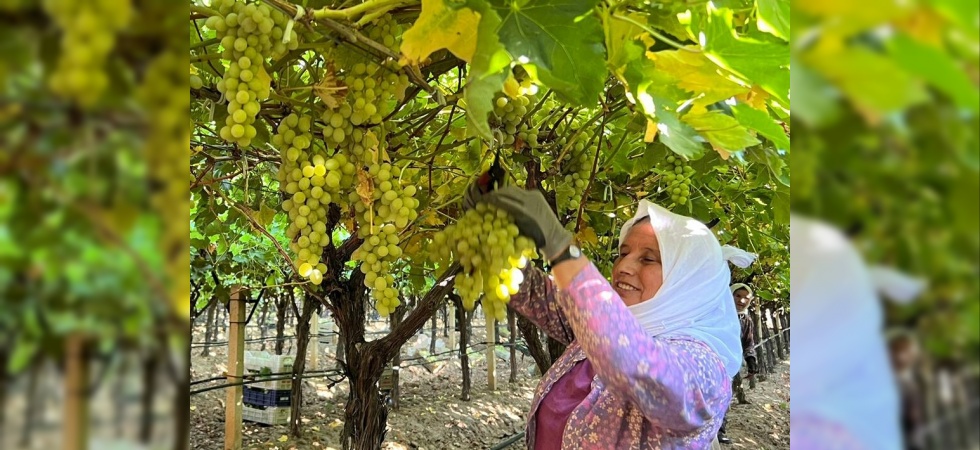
620;42;705;160
802;44;928;118
682;111;760;158
486;0;606;105
648;49;749;107
755;0;790;41
731;103;789;150
462;0;512;139
790;59;842;128
887;32;980;113
605;12;648;72
401;0;481;65
698;5;790;106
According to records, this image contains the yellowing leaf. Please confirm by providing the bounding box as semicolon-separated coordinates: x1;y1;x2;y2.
313;62;348;109
424;213;444;227
606;12;648;70
258;203;278;227
648;49;749;106
278;435;289;442
254;66;272;100
643;119;658;142
355;168;375;208
736;85;770;110
682;111;760;157
576;226;599;247
400;0;480;64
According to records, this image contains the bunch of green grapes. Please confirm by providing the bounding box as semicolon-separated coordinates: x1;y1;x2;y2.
138;50;191;316
432;203;538;322
274;113;346;285
42;0;131;107
558;138;593;211
365;14;401;53
349;162;419;316
660;154;695;206
206;0;299;147
492;93;537;147
321;62;408;149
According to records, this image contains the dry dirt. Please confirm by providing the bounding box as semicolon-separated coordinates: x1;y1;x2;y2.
190;320;790;450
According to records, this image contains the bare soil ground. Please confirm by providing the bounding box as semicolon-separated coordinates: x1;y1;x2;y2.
190;319;790;450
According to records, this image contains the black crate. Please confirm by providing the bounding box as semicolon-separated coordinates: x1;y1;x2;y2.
243;387;292;407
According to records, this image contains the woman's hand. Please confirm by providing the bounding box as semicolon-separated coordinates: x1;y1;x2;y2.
465;186;573;262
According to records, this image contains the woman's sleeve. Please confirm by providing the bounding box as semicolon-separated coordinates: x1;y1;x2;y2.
557;262;731;432
506;264;576;345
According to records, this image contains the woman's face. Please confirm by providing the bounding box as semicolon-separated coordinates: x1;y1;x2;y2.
612;219;664;307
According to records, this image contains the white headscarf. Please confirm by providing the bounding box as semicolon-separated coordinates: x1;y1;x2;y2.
729;283;754;298
790;214;925;450
618;200;744;377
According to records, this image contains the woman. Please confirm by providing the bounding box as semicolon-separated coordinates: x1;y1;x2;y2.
466;186;747;449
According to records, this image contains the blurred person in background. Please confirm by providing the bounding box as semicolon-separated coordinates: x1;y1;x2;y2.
888;330;925;450
791;215;926;450
716;282;759;445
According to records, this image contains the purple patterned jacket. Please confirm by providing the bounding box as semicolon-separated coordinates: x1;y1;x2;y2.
509;263;732;449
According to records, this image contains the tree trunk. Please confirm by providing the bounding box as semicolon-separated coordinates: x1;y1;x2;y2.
442;304;449;337
508;307;517;383
546;336;565;367
275;294;287;355
289;296;317;438
774;309;785;360
460;305;472;401
258;298;270;351
517;315;551;376
389;301;407;411
0;347;8;427
201;300;216;356
782;311;790;350
429;313;437;354
139;351;158;443
752;306;768;379
21;358;41;447
173;334;191;450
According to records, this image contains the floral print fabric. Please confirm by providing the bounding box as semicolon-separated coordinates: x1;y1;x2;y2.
509;263;732;449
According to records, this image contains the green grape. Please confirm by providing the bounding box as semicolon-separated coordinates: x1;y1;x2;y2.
208;0;299;146
43;0;131;107
432;203;538;322
659;154;695;208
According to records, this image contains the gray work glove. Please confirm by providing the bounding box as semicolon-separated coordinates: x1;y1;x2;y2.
473;186;573;261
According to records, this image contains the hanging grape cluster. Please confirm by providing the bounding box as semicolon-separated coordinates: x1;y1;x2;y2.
274;113;356;285
433;203;538;321
557;137;593;212
206;0;299;147
492;92;537;148
660;154;695;206
138;50;191;315
43;0;131;107
349;162;419;316
319;21;414;315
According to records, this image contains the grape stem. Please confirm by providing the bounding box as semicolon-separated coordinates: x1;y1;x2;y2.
190;5;220;17
312;0;417;21
262;0;436;96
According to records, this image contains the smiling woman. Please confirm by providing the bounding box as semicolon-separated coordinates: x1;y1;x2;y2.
465;186;755;450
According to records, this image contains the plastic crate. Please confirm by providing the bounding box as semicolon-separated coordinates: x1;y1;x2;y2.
244;351;294;390
242;404;291;425
243;387;292;407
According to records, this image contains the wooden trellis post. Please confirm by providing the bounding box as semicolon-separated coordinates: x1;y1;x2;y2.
448;303;456;351
225;286;245;450
487;317;496;391
64;333;89;450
